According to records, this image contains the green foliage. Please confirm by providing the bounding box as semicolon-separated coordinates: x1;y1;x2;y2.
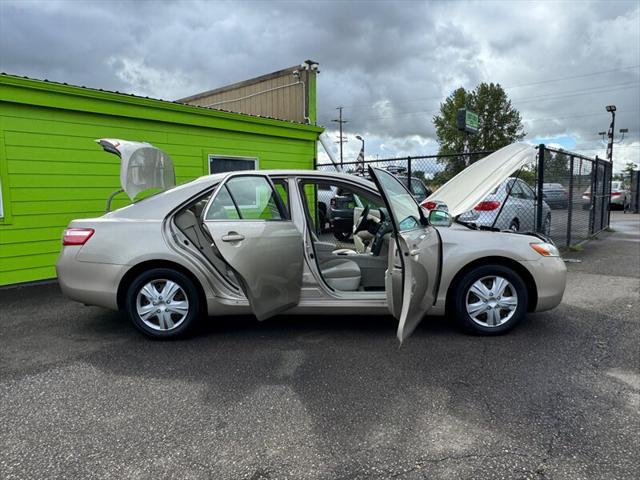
623;162;637;182
432;83;525;186
543;151;570;183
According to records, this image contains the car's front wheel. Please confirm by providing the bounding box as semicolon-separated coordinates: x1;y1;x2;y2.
125;268;201;338
451;265;528;335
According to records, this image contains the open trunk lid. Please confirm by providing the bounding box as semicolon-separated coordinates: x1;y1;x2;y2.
97;138;176;201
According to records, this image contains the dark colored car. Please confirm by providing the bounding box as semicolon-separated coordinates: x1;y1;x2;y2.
542;183;569;209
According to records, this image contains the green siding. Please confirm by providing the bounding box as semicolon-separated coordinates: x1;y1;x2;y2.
0;74;322;286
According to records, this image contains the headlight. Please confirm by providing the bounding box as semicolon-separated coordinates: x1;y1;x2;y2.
530;242;560;257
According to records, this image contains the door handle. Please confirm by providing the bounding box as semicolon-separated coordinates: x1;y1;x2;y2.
221;232;245;243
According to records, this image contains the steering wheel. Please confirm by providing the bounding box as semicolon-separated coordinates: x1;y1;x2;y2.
353;205;370;234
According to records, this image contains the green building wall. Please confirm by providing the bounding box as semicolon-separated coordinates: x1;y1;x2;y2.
0;74;322;286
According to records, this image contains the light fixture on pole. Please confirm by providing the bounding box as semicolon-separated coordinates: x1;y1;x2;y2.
597;105;628;163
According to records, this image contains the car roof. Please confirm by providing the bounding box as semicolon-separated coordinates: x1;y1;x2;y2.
196;169;377;187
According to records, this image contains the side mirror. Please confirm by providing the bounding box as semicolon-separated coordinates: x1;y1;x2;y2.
428;209;452;227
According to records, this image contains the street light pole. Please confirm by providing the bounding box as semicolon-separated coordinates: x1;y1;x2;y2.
605;105;616;163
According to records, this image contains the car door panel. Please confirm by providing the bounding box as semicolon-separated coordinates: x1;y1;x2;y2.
395;227;440;341
202;174;303;320
204;220;303;320
367;167;441;341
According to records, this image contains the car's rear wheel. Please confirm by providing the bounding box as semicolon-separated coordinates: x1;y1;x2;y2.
125;268;201;338
451;265;528;335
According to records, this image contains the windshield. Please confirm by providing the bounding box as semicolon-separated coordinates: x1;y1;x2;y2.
373;169;422;231
410;178;428;198
611;181;622;190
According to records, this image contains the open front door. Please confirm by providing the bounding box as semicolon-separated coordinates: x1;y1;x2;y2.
202;173;303;320
368;167;441;342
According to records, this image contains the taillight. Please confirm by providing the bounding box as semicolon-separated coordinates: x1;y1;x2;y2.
611;191;621;196
63;228;94;246
422;201;437;210
474;201;501;211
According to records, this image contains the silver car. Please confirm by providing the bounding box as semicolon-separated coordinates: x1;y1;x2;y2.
609;181;631;210
57;142;566;340
457;178;552;234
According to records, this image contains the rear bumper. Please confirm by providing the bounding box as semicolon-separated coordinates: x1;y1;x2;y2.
523;256;566;312
56;248;124;310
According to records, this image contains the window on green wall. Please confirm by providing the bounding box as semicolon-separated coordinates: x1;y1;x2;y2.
209;155;258;174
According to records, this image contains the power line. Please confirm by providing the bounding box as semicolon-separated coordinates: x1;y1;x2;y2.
317;64;640;116
318;82;639;125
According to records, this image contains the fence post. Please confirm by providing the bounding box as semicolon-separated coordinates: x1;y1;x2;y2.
590;156;599;234
566;155;574;248
536;144;545;232
604;162;608;228
407;156;412;190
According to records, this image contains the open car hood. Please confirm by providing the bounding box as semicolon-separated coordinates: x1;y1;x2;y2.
97;138;176;201
426;143;536;217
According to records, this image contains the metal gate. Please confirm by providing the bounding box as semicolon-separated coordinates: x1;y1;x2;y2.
316;144;612;250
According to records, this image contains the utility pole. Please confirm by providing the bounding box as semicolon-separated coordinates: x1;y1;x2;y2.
332;106;348;166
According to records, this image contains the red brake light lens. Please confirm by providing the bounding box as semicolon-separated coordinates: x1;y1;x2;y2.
611;191;621;196
422;201;437;210
63;228;94;246
474;201;501;211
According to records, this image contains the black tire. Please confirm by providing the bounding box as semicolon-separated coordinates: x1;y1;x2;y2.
125;268;201;339
543;214;551;236
318;203;327;232
333;230;352;242
450;265;529;335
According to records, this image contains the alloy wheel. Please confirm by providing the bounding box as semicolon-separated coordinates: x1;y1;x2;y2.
465;275;518;328
136;279;190;331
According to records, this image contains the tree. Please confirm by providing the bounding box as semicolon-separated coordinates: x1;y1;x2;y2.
432;83;526;185
623;162;637;183
543;150;571;184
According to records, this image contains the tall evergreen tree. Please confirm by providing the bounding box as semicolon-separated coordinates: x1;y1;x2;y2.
432;83;526;185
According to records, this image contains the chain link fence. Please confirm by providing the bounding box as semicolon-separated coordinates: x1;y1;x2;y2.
316;144;612;251
628;170;639;214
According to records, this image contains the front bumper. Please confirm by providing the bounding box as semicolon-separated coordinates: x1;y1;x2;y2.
523;256;567;312
56;247;125;310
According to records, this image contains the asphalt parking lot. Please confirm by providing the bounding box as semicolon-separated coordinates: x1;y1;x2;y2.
1;212;638;480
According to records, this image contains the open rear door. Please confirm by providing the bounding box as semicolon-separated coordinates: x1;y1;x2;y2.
368;167;441;342
202;173;303;320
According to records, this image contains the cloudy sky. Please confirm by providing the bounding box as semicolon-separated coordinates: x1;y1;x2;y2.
1;0;638;171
